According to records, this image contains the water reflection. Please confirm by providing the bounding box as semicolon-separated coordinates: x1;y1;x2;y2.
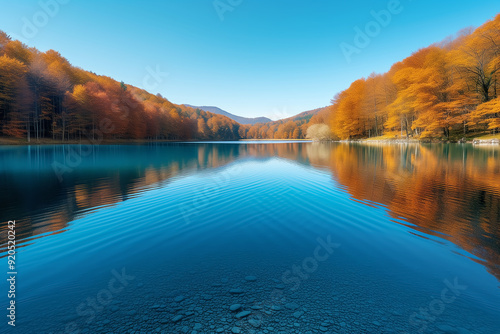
306;143;500;283
1;142;499;283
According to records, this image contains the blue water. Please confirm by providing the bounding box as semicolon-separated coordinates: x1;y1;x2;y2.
0;142;499;334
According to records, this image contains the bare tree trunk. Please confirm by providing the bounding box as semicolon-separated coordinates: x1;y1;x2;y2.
62;115;65;142
26;119;30;143
404;115;410;138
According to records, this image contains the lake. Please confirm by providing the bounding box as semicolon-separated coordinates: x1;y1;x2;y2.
0;142;499;334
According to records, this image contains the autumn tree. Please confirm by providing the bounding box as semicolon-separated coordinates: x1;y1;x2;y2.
0;55;28;138
306;124;332;141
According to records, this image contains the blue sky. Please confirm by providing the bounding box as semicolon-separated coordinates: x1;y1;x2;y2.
1;0;499;119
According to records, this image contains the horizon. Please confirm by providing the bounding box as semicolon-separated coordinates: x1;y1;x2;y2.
1;1;499;120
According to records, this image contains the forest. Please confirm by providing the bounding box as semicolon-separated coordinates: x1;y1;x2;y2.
238;111;316;140
0;13;499;142
0;31;240;142
244;14;500;141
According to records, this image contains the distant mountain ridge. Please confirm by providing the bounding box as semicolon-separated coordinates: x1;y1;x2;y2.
184;105;327;125
282;107;327;122
184;105;272;125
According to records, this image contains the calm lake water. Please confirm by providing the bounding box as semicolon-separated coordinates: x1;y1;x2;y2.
1;142;499;334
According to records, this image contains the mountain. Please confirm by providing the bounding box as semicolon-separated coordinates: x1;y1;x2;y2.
184;105;272;125
283;107;327;122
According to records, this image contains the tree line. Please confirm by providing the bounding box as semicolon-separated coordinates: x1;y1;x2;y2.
243;14;500;141
0;32;240;142
1;14;499;143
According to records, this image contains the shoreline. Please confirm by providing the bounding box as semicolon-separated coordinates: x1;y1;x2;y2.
338;136;500;145
0;138;205;146
361;139;499;145
1;137;499;146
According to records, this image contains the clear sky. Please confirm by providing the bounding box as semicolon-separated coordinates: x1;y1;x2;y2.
1;0;499;119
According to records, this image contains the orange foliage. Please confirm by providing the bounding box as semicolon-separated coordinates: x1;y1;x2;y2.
0;33;240;141
327;14;500;140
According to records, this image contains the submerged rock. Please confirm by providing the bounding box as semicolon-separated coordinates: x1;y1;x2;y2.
235;310;252;319
174;295;185;302
248;319;261;328
293;311;304;318
285;302;300;310
172;315;183;323
229;304;242;312
229;288;244;294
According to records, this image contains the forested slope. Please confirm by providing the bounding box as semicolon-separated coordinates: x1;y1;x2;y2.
0;32;240;142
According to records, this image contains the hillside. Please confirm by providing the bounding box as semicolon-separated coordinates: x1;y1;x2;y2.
0;31;241;142
1;13;498;143
238;107;328;139
242;13;500;141
282;107;327;122
324;14;500;140
184;105;271;125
